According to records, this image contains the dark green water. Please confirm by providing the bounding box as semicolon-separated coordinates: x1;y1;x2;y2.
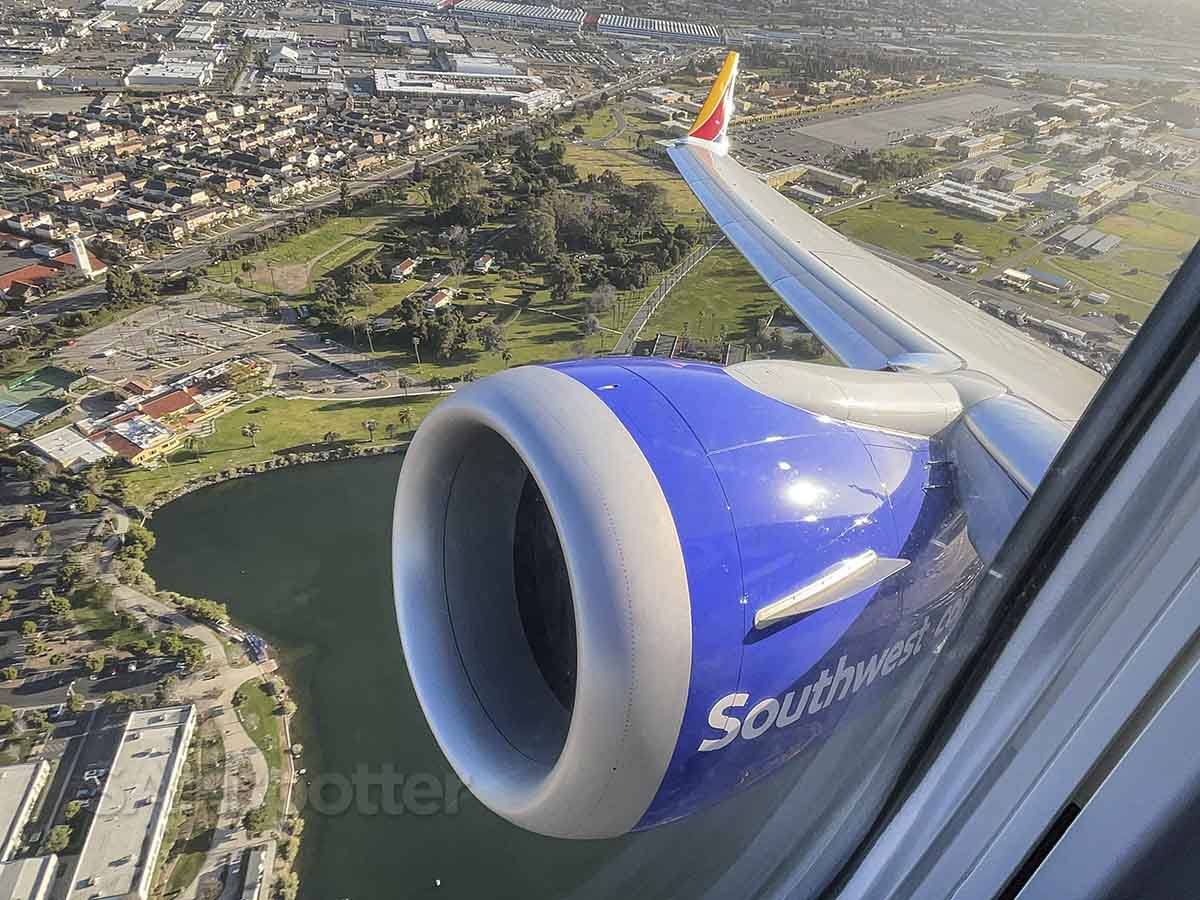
145;456;799;900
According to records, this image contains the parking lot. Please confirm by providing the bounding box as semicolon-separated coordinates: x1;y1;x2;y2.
54;299;279;385
734;87;1047;171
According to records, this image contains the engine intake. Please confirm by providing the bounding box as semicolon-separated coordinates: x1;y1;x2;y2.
393;359;961;838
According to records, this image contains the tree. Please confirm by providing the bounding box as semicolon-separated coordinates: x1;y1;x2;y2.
20;620;38;639
0;706;13;729
952;231;965;246
244;805;271;834
17;562;35;579
339;180;352;213
242;422;263;447
68;692;84;714
501;348;513;367
580;314;601;338
80;493;100;513
86;653;106;675
0;668;16;682
549;255;581;303
396;375;413;397
25;506;46;528
586;281;617;315
323;431;342;445
397;407;413;429
33;530;51;554
47;592;71;621
23;709;47;732
361;420;379;442
64;800;84;821
45;825;71;853
477;321;505;354
32;478;51;496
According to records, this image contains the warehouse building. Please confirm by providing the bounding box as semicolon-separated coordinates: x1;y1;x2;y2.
175;20;216;42
913;179;1028;221
368;0;453;10
596;15;723;45
125;62;214;88
69;706;196;900
0;65;66;91
197;0;224;13
243;27;300;42
451;1;584;32
0;761;50;861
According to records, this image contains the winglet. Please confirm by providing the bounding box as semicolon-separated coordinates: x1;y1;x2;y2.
686;51;739;150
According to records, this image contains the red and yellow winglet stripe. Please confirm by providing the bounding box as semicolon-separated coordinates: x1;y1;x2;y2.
688;51;739;144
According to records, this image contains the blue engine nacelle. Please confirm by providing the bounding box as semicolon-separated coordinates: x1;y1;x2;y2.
392;358;976;838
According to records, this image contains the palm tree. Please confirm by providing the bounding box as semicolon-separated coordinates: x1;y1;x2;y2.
501;349;513;367
241;423;262;447
362;419;379;442
397;375;413;397
384;423;399;441
397;408;413;429
461;369;479;383
429;375;445;392
323;431;342;444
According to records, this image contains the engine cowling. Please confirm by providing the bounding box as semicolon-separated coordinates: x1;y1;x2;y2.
392;358;970;838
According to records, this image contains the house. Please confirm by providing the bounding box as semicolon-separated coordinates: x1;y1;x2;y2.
473;254;494;274
427;288;455;309
390;258;417;281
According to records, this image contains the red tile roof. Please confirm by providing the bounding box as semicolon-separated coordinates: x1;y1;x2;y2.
140;389;195;418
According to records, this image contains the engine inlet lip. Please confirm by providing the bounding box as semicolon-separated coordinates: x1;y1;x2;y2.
392;365;694;838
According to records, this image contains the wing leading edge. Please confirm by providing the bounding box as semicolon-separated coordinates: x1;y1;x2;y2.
669;53;1101;428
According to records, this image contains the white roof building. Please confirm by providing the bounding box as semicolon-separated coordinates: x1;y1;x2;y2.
0;856;57;900
0;761;50;862
69;707;196;900
28;425;115;472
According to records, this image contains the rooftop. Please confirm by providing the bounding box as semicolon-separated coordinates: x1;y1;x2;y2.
0;762;48;861
0;855;57;900
69;707;195;900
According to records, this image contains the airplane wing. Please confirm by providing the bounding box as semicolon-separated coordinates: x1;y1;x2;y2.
667;52;1102;428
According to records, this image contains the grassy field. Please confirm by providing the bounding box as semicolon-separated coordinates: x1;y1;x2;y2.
1097;202;1200;253
1037;249;1177;310
110;394;441;507
235;678;284;828
644;246;837;363
206;211;393;295
827;197;1031;261
644;246;784;341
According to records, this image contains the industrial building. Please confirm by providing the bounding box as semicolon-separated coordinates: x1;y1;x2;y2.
450;1;584;32
242;27;300;42
0;761;49;861
447;53;519;77
0;65;66;91
368;0;452;10
913;179;1028;221
596;15;723;44
0;856;57;900
175;20;216;42
69;706;196;900
197;0;224;13
124;62;214;88
100;0;155;16
373;68;557;110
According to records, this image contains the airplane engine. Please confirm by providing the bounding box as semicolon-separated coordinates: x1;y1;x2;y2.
392;358;969;838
